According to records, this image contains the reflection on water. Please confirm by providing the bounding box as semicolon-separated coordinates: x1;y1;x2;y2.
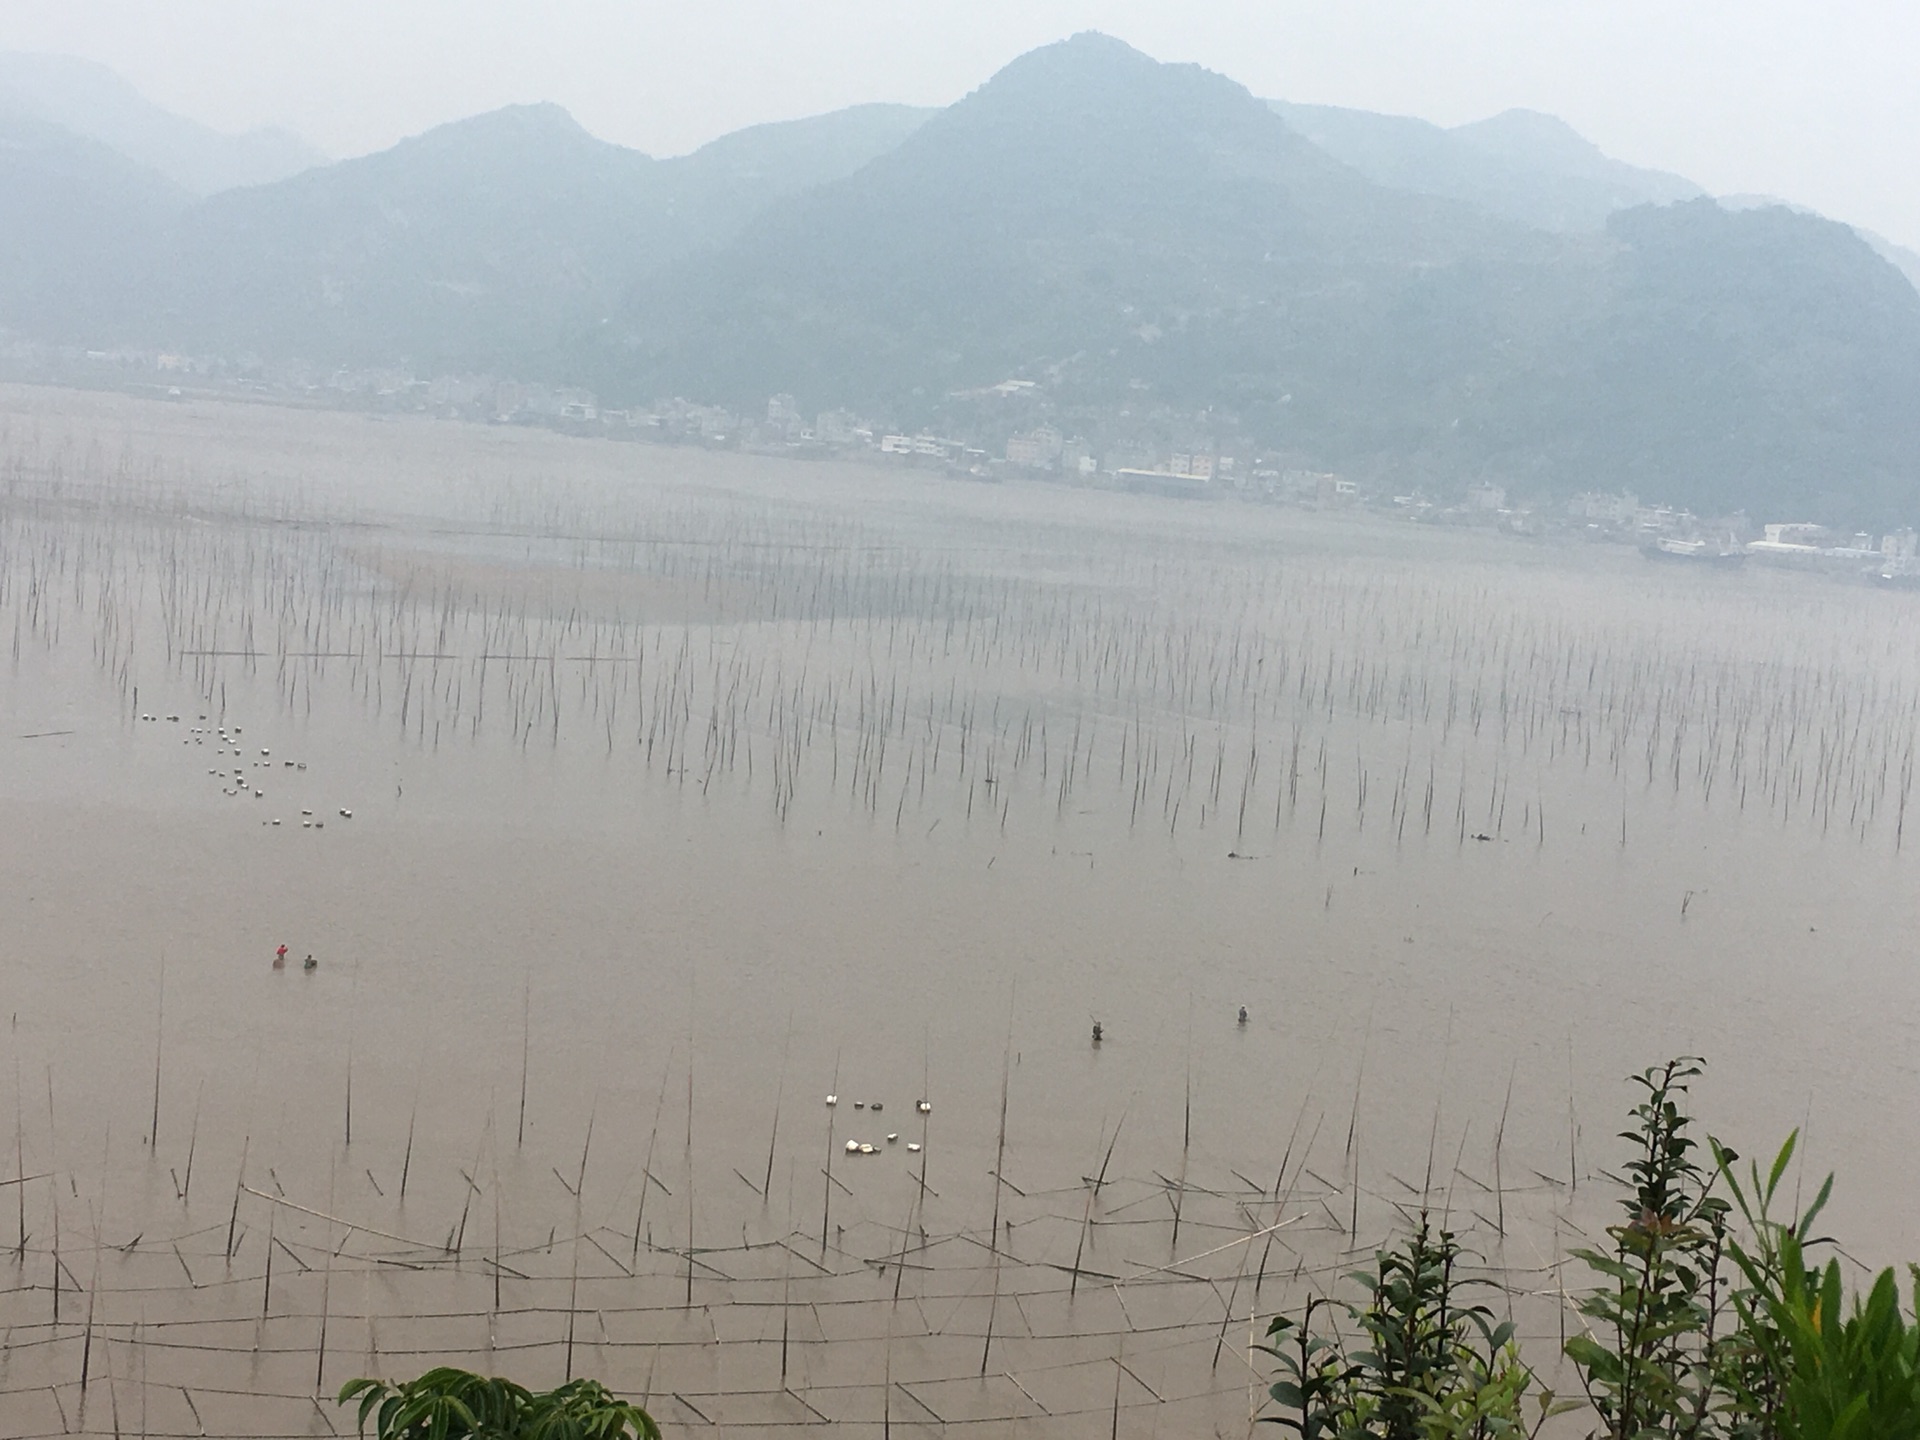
2;386;1917;1436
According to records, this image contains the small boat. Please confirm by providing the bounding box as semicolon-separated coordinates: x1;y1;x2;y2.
1640;537;1746;566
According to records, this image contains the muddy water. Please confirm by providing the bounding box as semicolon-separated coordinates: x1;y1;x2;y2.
2;385;1918;1437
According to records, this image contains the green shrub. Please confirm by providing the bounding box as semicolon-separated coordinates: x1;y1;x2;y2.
1563;1058;1731;1440
1263;1214;1563;1440
1716;1134;1920;1440
339;1367;660;1440
1268;1059;1920;1440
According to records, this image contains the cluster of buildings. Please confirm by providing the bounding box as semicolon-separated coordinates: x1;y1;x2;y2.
1563;492;1920;581
19;345;1920;585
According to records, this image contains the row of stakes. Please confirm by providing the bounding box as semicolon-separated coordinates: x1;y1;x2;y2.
829;1094;930;1155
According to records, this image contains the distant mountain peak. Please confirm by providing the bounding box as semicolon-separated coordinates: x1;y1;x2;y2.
396;102;614;154
1452;108;1601;159
449;101;588;134
1271;96;1700;233
962;30;1179;101
337;102;653;194
1043;30;1154;62
0;49;323;193
901;27;1332;191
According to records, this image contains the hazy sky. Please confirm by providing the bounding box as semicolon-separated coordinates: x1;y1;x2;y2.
3;0;1917;248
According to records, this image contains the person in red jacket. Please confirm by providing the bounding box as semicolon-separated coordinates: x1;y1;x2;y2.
274;944;288;968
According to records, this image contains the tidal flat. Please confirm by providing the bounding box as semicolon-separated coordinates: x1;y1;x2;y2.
2;384;1917;1437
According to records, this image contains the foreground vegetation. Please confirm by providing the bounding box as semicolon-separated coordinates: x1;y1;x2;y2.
337;1060;1918;1440
339;1371;660;1440
1263;1059;1920;1440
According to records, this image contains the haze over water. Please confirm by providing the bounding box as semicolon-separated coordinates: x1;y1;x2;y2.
2;385;1918;1436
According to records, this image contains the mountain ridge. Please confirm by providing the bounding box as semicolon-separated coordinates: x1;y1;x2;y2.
1267;99;1703;233
0;109;189;337
0;50;323;194
2;36;1916;525
595;36;1920;524
140;100;937;373
604;33;1553;414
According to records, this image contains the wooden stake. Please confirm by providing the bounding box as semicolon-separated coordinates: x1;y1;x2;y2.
225;1133;250;1262
517;977;530;1148
149;961;165;1149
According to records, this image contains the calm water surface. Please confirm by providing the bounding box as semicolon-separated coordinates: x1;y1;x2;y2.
1;385;1916;1437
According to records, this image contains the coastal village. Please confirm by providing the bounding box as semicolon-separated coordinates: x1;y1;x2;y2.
18;344;1920;581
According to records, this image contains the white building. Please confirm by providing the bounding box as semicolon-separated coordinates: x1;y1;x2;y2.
1167;452;1215;481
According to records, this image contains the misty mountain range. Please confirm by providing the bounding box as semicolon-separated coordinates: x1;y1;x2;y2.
4;36;1919;525
0;52;322;195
